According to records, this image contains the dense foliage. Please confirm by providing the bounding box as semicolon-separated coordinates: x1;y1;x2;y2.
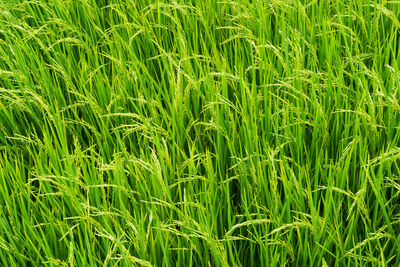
1;0;400;265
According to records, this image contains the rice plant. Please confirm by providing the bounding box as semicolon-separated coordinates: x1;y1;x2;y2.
1;0;400;265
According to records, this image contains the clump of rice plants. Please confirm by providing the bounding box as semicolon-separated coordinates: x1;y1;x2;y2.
1;0;400;265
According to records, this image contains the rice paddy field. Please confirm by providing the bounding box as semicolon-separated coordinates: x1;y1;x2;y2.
1;0;400;266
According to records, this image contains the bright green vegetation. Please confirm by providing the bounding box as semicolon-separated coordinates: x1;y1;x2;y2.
1;0;400;266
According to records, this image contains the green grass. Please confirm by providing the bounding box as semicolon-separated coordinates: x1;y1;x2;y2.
1;0;400;265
